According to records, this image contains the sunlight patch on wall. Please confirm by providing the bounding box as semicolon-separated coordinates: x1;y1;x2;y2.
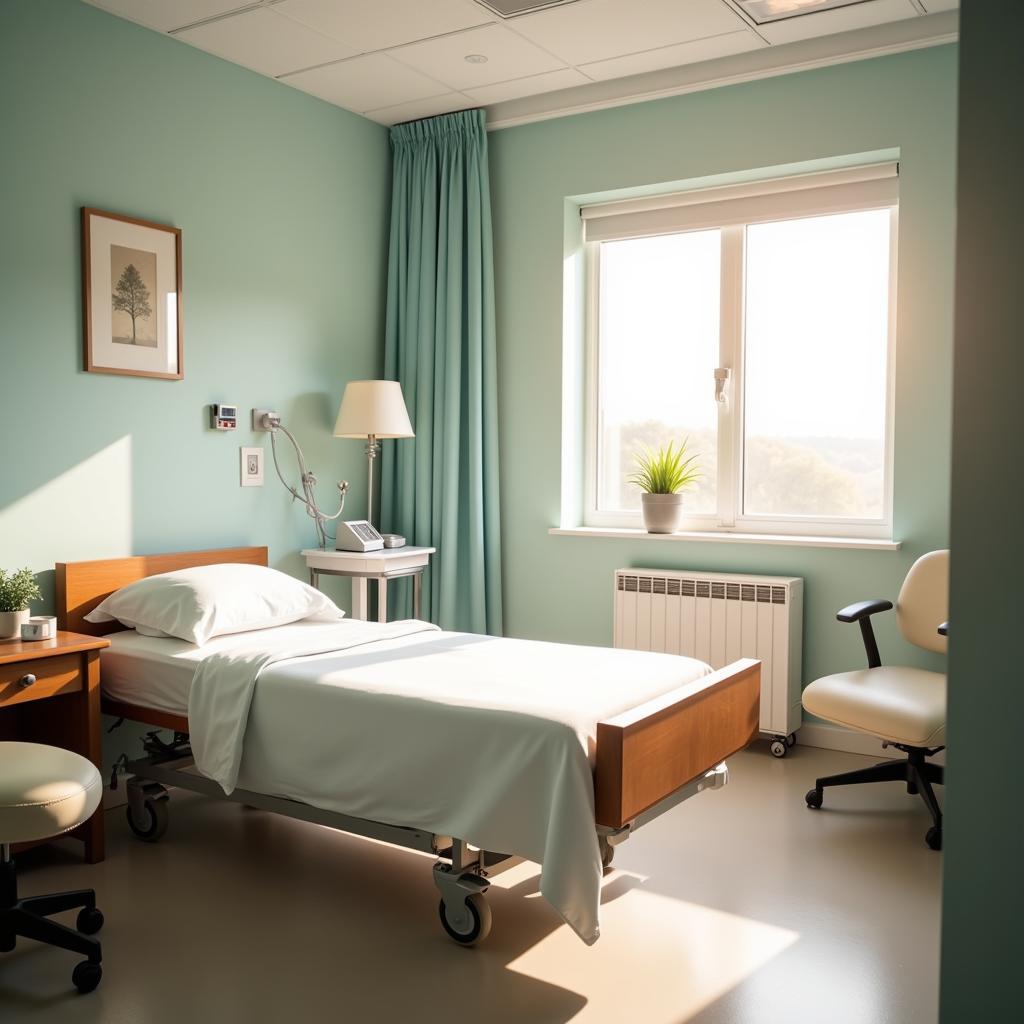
507;888;798;1023
0;436;133;570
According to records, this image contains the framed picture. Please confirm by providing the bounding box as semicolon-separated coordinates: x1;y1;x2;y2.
81;207;183;380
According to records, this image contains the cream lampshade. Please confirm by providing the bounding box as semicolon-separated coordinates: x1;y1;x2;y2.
334;380;414;526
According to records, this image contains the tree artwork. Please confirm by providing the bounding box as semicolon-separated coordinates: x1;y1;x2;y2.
112;263;152;344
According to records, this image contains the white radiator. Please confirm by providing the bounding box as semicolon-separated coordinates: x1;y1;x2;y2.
614;568;804;754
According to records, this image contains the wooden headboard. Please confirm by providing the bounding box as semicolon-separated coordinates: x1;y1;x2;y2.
56;546;269;636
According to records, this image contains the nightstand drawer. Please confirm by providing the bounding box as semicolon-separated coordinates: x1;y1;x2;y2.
0;654;82;707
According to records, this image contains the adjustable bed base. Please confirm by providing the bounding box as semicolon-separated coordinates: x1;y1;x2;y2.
106;721;729;945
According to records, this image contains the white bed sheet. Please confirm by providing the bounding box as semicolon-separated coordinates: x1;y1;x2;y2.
102;620;714;944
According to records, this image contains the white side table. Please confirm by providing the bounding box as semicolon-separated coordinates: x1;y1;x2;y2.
302;547;436;623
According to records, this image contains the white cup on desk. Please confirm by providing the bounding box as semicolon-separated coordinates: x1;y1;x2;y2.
21;616;57;641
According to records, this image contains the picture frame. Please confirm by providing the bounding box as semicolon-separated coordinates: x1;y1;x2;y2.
81;207;183;380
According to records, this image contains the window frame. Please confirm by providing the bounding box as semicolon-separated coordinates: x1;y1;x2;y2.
582;179;898;540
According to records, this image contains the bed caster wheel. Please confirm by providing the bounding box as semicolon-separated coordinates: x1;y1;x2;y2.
126;797;168;842
785;733;797;748
72;960;102;994
770;739;788;758
925;826;942;851
76;907;104;935
438;893;492;946
599;837;615;869
805;788;823;809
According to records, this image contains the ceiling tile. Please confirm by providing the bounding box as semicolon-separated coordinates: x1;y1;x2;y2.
511;0;746;66
463;67;590;104
275;0;493;53
580;29;764;81
282;52;449;112
751;0;921;44
389;23;566;90
175;7;356;77
84;1;252;33
363;93;471;126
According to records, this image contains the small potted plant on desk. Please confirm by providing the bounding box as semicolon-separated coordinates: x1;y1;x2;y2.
630;440;701;534
0;567;42;640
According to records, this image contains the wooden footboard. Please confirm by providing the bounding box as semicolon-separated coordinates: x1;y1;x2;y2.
594;658;760;829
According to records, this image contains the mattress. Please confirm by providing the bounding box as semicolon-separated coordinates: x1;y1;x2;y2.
101;621;358;715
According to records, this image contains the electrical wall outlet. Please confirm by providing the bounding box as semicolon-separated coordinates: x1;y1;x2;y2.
251;408;280;431
240;446;264;487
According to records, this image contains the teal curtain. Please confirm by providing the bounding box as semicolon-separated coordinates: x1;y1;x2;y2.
380;109;502;635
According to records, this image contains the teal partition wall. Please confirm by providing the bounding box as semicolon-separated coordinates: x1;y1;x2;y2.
941;1;1024;1017
0;0;390;606
488;45;958;688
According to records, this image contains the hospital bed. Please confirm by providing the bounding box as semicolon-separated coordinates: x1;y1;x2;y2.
56;546;760;945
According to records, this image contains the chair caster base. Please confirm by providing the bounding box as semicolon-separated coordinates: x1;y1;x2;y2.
72;960;102;994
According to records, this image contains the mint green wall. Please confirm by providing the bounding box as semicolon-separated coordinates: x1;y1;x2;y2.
0;0;389;613
0;0;389;769
488;46;957;688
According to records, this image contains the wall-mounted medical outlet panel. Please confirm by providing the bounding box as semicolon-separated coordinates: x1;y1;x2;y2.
210;404;238;430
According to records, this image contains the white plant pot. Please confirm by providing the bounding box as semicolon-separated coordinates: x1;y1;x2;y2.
0;608;30;641
641;493;685;534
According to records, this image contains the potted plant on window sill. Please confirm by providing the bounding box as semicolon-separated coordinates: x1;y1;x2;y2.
0;567;42;640
630;440;701;535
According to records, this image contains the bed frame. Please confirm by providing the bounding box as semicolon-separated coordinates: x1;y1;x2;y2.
57;546;760;944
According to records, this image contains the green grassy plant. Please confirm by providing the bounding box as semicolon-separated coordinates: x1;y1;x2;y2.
628;439;701;494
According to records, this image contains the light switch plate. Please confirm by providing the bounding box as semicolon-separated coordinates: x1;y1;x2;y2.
241;446;264;487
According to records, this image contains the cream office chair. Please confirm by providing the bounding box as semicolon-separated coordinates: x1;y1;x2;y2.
802;550;948;850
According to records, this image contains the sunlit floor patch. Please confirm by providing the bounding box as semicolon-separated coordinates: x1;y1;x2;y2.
507;885;798;1024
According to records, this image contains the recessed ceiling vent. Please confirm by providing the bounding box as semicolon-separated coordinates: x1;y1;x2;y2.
734;0;875;24
474;0;583;17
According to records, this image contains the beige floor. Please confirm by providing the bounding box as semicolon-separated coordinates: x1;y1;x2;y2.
0;742;941;1024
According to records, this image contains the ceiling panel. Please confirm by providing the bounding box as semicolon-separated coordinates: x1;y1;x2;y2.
580;29;764;81
751;0;920;44
920;0;958;10
85;0;252;33
389;23;567;90
276;0;492;53
463;67;590;104
363;93;470;126
282;52;449;112
511;0;746;66
175;7;356;77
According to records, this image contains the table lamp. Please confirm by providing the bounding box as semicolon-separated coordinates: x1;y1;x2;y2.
334;380;414;527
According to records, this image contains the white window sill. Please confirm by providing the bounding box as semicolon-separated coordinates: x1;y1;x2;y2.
548;526;901;551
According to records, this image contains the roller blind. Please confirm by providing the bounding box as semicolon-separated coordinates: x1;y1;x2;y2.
581;162;899;243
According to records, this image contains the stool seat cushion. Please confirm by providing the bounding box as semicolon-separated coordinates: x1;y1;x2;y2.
802;667;946;747
0;742;102;844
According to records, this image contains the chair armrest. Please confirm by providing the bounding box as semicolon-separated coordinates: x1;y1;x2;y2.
836;599;894;623
836;599;893;669
938;622;949;637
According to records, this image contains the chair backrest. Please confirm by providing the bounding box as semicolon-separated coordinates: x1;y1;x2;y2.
896;550;949;654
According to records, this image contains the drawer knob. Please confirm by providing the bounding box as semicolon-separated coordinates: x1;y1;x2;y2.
18;673;36;689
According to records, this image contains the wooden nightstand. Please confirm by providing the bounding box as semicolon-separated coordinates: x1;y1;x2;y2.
0;631;110;863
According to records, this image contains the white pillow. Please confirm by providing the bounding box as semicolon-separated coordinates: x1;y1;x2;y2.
134;624;173;638
85;562;344;645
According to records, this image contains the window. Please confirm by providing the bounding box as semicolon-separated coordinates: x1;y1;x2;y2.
582;163;897;538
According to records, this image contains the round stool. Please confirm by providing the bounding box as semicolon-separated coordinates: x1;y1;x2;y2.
0;742;105;993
